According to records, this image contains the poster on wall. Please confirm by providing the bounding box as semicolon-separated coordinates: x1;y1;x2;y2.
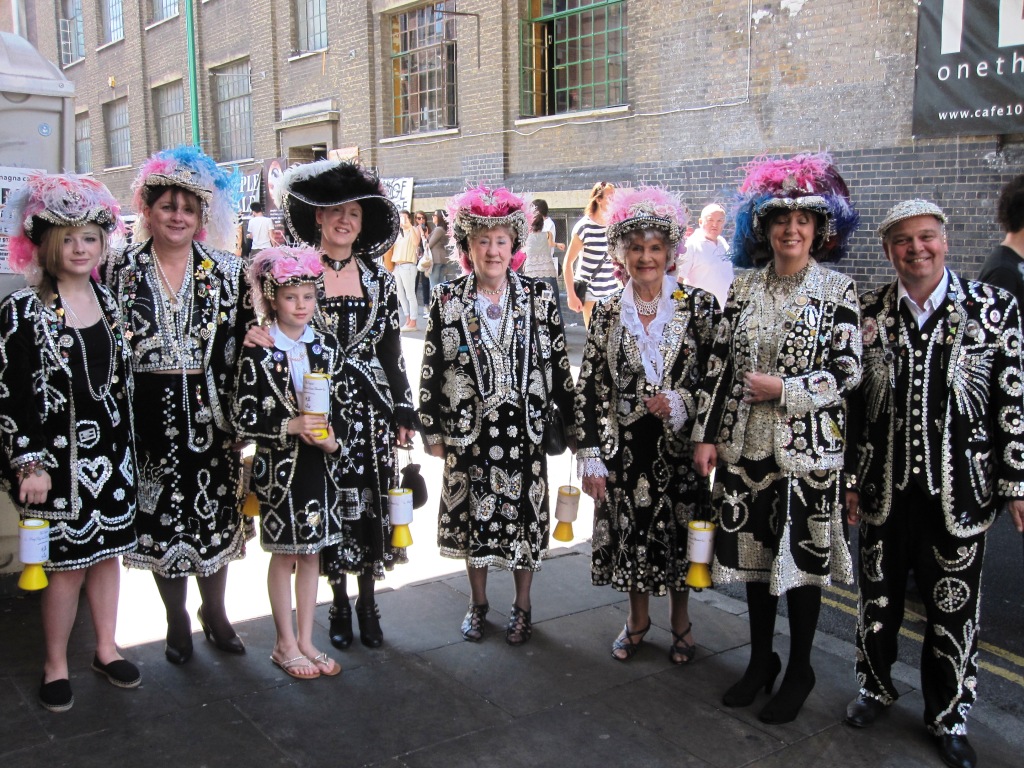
237;165;263;215
0;167;45;274
913;0;1024;137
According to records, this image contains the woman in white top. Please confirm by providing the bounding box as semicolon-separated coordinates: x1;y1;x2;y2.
563;181;616;327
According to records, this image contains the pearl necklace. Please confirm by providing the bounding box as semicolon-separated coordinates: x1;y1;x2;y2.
60;288;116;403
478;279;507;320
152;249;190;311
633;289;661;316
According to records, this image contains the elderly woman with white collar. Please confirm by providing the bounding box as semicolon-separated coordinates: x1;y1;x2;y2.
574;187;718;666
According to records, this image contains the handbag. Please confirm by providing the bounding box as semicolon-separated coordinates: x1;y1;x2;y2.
417;253;433;273
572;278;590;301
543;404;570;456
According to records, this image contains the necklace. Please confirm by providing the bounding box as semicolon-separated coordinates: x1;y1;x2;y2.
153;249;190;311
633;288;661;316
323;252;355;272
60;289;117;406
478;280;506;320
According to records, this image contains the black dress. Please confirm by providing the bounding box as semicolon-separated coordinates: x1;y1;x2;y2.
0;285;137;570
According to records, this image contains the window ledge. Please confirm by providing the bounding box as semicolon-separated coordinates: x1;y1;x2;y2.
288;49;328;63
95;37;124;54
103;164;133;172
145;15;180;32
380;127;459;145
218;158;254;167
514;104;630;127
62;57;85;71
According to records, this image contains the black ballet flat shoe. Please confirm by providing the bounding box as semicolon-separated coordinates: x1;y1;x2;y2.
758;666;816;725
197;606;246;655
355;598;383;648
328;602;353;650
935;734;977;768
722;652;782;708
39;676;74;713
164;635;193;665
91;656;141;689
844;694;888;728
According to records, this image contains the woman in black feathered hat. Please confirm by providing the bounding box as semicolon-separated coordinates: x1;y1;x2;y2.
247;159;415;650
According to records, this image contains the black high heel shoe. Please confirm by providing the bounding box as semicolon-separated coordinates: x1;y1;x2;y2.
164;635;193;665
328;602;353;649
722;652;782;707
355;598;383;648
758;666;816;724
197;606;246;655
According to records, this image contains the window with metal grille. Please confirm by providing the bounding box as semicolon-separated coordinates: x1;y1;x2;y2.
58;1;86;66
520;0;627;118
152;0;179;23
75;113;92;174
101;0;124;44
213;61;254;162
103;98;131;168
296;0;328;52
390;1;458;136
154;82;187;149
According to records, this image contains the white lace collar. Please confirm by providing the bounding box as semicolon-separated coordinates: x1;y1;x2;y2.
620;274;676;385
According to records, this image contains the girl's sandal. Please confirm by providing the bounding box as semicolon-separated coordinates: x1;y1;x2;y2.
611;619;651;661
312;652;342;676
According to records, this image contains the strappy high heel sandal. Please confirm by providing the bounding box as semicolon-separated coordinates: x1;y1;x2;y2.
505;605;532;646
611;619;651;661
461;603;489;642
669;623;696;665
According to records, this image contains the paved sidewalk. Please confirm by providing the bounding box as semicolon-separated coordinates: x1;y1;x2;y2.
2;543;1022;768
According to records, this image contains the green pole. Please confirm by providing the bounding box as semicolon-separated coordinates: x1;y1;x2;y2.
184;0;200;145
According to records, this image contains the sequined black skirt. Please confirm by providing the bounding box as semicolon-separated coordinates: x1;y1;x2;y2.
127;372;252;577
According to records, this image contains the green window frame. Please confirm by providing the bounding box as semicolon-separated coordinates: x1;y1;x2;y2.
520;0;627;119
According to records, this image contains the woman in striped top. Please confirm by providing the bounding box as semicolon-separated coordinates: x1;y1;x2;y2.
564;181;616;327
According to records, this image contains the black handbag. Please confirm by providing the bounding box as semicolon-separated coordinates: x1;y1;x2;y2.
572;278;590;301
543;404;569;456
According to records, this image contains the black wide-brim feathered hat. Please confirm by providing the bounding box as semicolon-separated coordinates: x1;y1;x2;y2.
273;160;400;259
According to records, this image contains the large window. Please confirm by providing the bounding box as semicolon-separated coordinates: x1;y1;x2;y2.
154;81;187;149
103;98;131;168
296;0;328;52
390;1;458;136
58;1;86;66
151;0;178;23
75;113;92;173
520;0;627;118
213;60;254;161
101;0;124;44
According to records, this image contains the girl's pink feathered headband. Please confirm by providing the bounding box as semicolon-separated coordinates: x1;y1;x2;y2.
247;245;324;321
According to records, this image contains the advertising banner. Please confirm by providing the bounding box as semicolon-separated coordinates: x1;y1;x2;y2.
381;177;414;213
913;0;1024;137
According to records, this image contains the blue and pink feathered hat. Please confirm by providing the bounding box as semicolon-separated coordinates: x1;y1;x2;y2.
131;145;240;252
246;245;324;322
731;153;859;268
0;173;123;284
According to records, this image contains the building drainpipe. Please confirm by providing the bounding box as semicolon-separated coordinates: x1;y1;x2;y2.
184;0;200;145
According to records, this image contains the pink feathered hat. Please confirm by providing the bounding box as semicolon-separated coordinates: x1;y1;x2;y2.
246;245;325;321
0;173;122;284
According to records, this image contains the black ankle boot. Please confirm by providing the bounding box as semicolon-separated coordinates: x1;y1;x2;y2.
329;602;353;649
355;598;383;648
722;652;782;708
758;666;816;724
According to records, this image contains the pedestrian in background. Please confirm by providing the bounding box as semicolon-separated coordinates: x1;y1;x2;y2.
564;181;616;327
679;203;734;309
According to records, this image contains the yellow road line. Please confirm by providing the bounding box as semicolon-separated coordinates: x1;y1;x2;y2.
820;595;1024;686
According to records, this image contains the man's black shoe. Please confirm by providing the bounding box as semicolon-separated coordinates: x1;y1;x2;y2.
844;694;887;728
935;734;977;768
